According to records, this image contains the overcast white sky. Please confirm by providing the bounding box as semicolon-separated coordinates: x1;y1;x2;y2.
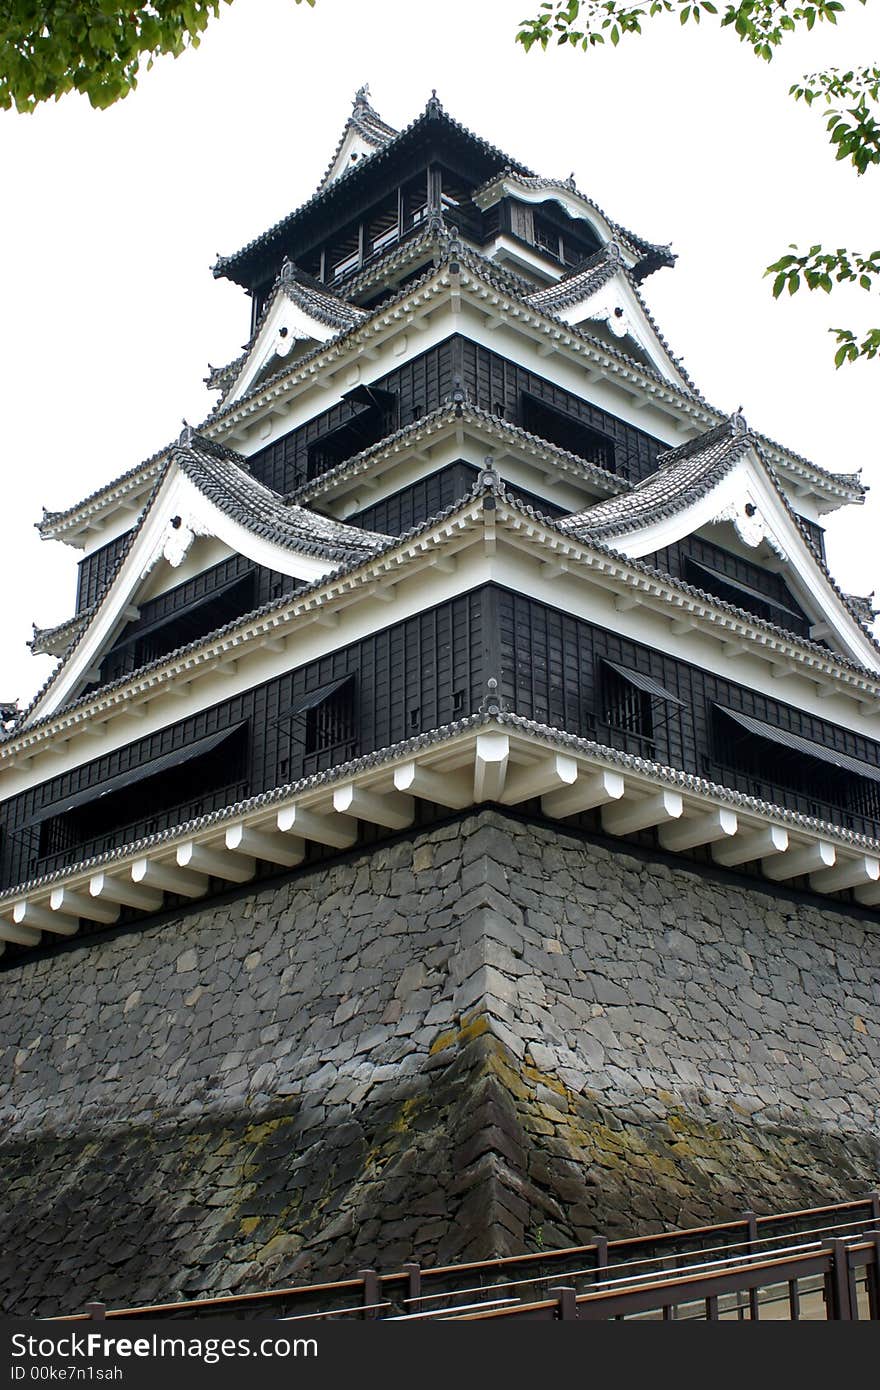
2;0;878;703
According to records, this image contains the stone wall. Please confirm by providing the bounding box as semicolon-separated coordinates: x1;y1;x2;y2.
1;810;878;1314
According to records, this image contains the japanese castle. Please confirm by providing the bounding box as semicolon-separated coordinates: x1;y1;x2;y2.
1;90;879;1306
3;88;878;943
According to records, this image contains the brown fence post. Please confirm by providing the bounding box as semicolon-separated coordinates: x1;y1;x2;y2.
869;1233;880;1321
741;1211;759;1320
83;1303;106;1321
359;1269;380;1320
827;1241;853;1321
402;1262;421;1316
548;1286;577;1321
594;1236;608;1286
869;1191;880;1227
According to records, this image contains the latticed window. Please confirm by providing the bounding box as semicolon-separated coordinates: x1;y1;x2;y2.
302;676;357;773
306;387;398;480
711;704;880;835
603;666;653;742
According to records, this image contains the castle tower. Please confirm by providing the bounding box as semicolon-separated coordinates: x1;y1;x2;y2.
1;90;878;1314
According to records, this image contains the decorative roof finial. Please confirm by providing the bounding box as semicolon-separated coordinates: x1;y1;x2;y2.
606;240;623;262
426;89;442;116
178;420;195;446
0;701;19;728
730;408;748;435
354;83;370;107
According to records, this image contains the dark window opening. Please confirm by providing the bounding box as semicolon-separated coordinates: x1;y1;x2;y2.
303;675;357;774
328;223;362;281
600;664;654;750
36;724;249;868
435;168;481;240
452;689;465;715
92;570;258;689
710;705;880;830
524;210;599;269
533;215;562;261
404;179;430;231
367;198;400;256
596;661;683;758
684;557;808;637
520;391;615;472
409;707;421;730
306;386;398;479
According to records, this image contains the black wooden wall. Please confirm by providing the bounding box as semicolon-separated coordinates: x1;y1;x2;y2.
347;462;568;535
86;555;307;694
643;535;812;639
248;341;457;495
457;341;664;485
247;336;666;497
0;590;487;891
6;583;879;897
4;585;878;909
495;588;880;838
76;530;135;613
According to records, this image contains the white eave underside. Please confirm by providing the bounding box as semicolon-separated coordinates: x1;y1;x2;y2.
3;718;880;960
37;262;863;545
7;497;880;780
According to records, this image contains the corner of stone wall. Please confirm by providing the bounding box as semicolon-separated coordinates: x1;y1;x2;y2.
2;807;879;1314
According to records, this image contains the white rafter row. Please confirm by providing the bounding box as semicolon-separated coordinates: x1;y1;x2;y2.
2;722;879;953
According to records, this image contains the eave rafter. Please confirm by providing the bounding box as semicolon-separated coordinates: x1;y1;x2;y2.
6;493;880;770
3;716;880;957
40;255;863;545
210;260;865;511
287;403;624;514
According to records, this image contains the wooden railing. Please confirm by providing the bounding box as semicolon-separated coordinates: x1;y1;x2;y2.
48;1194;880;1323
451;1235;880;1322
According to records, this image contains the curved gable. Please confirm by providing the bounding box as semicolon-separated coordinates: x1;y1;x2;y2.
562;417;880;673
25;439;387;725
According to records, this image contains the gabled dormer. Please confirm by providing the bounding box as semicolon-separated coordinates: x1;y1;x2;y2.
318;85;398;191
562;414;880;672
526;243;695;392
218;262;366;408
24;434;388;725
472;170;675;284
